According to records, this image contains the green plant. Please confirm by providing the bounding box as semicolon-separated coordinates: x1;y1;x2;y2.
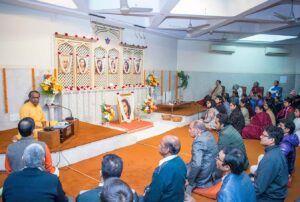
177;71;189;90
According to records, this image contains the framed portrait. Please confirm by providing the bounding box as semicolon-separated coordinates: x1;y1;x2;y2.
123;59;130;74
77;56;89;74
134;59;141;74
117;93;135;123
58;54;72;74
95;58;104;74
109;58;118;74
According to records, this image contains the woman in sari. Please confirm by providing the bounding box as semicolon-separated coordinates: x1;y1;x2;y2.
242;105;272;139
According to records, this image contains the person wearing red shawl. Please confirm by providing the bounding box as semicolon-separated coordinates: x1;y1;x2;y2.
277;98;295;122
249;81;262;97
242;105;272;139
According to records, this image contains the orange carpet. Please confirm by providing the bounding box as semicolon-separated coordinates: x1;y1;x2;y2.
0;122;124;153
0;126;299;202
110;120;153;133
156;102;206;116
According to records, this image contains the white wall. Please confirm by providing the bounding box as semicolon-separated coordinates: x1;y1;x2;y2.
177;40;296;74
0;3;177;70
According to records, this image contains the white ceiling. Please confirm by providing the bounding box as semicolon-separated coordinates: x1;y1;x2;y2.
1;0;300;44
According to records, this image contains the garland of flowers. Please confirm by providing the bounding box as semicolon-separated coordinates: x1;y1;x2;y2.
177;70;189;90
142;96;157;114
102;104;115;122
146;72;159;87
40;74;63;96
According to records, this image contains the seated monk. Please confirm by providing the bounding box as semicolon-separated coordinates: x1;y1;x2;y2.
16;90;46;140
242;105;272;139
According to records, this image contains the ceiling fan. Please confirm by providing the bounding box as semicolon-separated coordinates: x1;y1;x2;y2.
161;19;210;34
95;0;153;14
273;0;300;24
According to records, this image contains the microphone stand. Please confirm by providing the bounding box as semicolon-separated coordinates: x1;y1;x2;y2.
44;104;54;131
49;103;74;121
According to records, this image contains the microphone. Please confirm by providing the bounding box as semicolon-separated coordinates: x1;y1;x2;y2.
47;103;74;121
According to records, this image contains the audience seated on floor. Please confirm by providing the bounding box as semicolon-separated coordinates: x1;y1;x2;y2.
100;177;134;202
229;102;245;134
199;99;219;129
143;135;186;202
76;154;138;202
5;117;58;175
294;106;300;142
185;121;222;200
216;146;256;202
215;95;227;114
215;114;249;170
242;105;272;139
240;99;250;125
277;97;295;122
253;126;288;202
263;100;276;126
2;143;72;202
230;90;239;105
278;119;299;187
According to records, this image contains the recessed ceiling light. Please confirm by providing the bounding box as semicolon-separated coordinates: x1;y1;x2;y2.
239;34;297;42
36;0;77;9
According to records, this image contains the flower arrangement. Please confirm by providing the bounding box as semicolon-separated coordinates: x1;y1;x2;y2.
146;72;159;87
40;74;63;96
102;104;115;122
142;96;157;114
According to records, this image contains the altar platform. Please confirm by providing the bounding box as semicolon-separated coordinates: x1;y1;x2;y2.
0;103;205;170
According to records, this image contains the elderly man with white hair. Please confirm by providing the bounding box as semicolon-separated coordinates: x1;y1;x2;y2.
185;121;222;199
2;143;72;202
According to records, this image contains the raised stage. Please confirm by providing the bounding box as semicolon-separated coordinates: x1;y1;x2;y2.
0;103;205;170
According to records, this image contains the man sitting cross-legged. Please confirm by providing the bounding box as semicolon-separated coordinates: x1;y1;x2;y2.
254;126;288;202
5;117;58;175
215;113;249;170
185;121;222;199
2;143;72;202
216;146;256;202
76;154;138;202
143;135;187;202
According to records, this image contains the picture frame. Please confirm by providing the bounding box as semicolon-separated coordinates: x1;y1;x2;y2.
117;92;135;123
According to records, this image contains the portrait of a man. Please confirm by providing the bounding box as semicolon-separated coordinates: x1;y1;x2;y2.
59;54;72;74
95;59;104;74
123;60;130;74
134;59;141;74
109;58;118;74
77;57;88;74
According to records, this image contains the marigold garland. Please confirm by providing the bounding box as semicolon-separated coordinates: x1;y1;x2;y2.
146;72;159;87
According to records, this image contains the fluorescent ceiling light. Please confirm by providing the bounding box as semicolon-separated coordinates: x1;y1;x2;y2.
36;0;77;9
171;0;267;16
239;34;297;42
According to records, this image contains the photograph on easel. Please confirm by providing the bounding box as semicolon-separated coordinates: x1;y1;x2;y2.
117;93;135;123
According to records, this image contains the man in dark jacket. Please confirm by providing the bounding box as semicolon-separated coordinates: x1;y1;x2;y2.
2;143;71;202
76;154;138;202
185;121;221;196
215;113;249;170
216;146;255;202
254;126;288;202
278;119;299;186
143;135;187;202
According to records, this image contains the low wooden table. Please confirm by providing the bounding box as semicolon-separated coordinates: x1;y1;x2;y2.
157;102;193;113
